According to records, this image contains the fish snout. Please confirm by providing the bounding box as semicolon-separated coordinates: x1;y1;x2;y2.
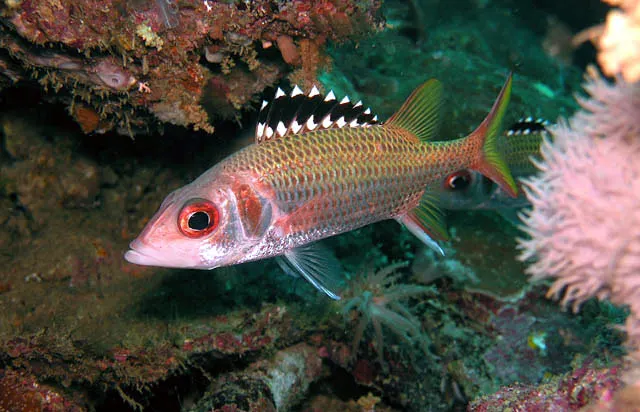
124;238;156;266
124;235;205;269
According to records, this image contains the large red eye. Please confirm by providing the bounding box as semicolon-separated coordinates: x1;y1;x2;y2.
178;199;219;238
444;170;472;191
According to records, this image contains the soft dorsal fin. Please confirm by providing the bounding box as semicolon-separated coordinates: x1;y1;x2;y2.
255;85;380;143
385;79;443;142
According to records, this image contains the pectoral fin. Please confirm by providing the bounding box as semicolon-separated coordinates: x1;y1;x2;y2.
276;243;343;300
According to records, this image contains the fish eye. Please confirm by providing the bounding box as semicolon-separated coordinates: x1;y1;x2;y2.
445;170;472;191
188;211;210;230
178;199;219;238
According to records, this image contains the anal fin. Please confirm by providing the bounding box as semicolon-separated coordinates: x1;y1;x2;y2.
276;243;343;300
397;193;448;256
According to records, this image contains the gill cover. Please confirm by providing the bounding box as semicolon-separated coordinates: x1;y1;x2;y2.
234;183;272;239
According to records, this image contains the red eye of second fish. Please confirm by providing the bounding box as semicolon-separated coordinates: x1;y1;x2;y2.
178;200;219;238
445;170;472;191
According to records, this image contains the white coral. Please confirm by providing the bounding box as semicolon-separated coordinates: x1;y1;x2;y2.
517;69;640;353
598;0;640;82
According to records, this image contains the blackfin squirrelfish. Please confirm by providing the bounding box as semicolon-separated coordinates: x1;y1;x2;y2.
435;117;549;224
124;75;518;299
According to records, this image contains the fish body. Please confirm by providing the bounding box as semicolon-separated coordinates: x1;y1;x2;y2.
125;75;517;299
436;117;549;219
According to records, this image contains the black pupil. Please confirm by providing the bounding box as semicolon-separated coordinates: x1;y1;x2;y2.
188;211;210;230
450;174;471;190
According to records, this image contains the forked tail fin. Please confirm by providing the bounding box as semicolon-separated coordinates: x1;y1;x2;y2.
466;73;518;198
390;74;517;257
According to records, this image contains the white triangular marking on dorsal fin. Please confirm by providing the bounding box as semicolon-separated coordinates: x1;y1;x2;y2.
260;100;268;110
324;91;336;101
354;100;362;108
306;115;317;130
340;96;350;104
364;108;371;114
276;121;287;137
523;129;531;135
266;126;274;139
336;116;346;128
309;86;320;97
525;116;532;122
291;85;303;97
257;123;265;138
291;120;303;134
349;119;359;127
372;115;378;122
321;115;333;128
506;129;514;136
275;88;286;98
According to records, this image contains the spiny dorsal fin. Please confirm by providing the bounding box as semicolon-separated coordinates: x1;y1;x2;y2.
255;85;380;143
505;117;549;137
502;117;549;176
385;79;443;142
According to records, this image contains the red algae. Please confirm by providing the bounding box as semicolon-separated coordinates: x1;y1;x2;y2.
469;360;623;411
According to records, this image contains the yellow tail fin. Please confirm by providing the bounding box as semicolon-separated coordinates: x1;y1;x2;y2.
467;73;518;198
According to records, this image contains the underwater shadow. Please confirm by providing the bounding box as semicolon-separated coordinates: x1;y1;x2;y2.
131;260;305;321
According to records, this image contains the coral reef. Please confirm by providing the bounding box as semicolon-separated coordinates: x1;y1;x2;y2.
469;358;623;411
0;0;632;410
0;369;87;411
1;111;103;231
302;392;398;412
0;0;382;136
190;343;325;412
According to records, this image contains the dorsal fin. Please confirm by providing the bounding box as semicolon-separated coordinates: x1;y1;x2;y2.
255;85;380;143
385;79;443;142
505;117;549;137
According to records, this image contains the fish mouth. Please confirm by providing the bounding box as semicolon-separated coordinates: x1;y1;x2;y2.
123;249;154;266
124;239;203;269
124;239;175;268
124;239;159;266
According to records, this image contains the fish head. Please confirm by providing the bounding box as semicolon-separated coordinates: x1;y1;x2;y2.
124;171;273;269
435;169;494;210
436;168;531;213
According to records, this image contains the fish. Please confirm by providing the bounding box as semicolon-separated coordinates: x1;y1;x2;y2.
435;117;549;224
124;74;517;300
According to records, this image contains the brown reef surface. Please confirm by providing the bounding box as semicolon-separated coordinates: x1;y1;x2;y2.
0;0;382;136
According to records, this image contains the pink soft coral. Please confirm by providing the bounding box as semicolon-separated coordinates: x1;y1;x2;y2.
517;67;640;355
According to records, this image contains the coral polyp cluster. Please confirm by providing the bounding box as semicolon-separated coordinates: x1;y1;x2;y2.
341;261;434;367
